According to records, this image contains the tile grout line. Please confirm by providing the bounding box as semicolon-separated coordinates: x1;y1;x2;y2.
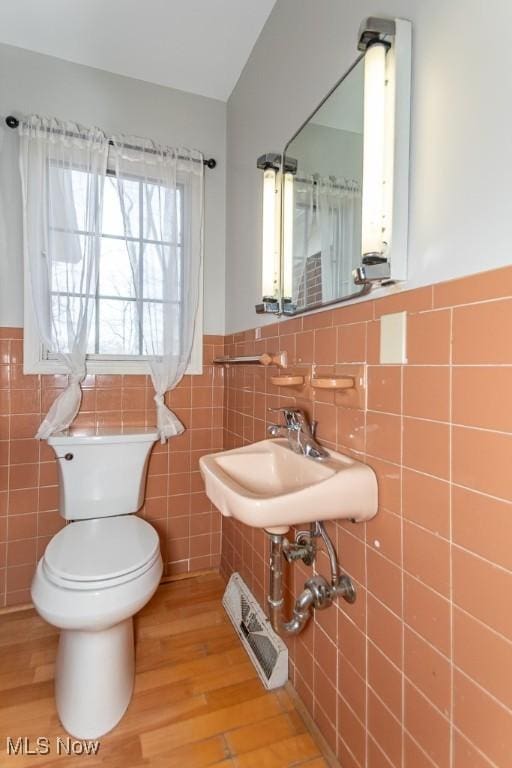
363;317;369;768
451;725;499;768
448;306;454;768
455;663;512;718
3;346;11;609
399;357;405;768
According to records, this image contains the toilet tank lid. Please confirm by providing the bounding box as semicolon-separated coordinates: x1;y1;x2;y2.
48;426;159;446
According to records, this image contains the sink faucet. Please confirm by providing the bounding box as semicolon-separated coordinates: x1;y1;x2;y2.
267;407;329;460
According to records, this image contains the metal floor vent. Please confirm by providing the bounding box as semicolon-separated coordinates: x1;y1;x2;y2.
222;573;288;690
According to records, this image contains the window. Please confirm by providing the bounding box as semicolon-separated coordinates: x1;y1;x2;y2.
24;168;203;375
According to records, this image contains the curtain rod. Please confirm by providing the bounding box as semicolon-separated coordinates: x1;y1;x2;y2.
295;175;360;192
4;115;217;169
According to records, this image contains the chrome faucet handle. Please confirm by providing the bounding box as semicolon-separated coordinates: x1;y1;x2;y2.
267;406;303;428
268;407;328;460
271;407;311;431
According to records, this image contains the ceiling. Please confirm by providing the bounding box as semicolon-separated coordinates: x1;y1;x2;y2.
0;0;277;101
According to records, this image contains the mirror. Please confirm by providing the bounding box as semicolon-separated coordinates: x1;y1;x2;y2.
255;17;412;318
282;58;366;313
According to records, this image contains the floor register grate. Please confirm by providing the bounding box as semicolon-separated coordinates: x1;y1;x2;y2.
222;572;288;689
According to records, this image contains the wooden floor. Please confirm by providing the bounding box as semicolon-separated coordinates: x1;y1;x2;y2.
0;573;329;767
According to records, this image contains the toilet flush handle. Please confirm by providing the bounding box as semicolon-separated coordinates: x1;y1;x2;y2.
56;453;74;461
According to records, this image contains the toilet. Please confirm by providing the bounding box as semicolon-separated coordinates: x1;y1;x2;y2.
31;427;163;739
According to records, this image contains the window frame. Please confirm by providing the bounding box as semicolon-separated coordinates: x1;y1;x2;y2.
23;165;203;376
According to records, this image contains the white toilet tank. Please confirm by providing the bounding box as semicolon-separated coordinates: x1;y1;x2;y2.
48;427;158;520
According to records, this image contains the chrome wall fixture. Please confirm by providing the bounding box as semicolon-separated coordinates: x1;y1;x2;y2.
355;17;396;285
255;15;411;316
256;152;297;315
267;406;329;461
353;15;412;286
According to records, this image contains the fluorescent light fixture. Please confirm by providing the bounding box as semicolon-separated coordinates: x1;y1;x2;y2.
282;172;294;300
261;167;281;300
361;40;388;258
355;16;411;285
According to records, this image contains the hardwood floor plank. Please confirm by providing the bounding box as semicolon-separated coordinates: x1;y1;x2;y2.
210;761;236;767
225;711;306;756
137;609;227;641
133;648;246;694
0;668;38;693
232;733;321;767
204;677;270;710
140;694;285;758
139;735;228;768
0;679;53;708
32;664;55;684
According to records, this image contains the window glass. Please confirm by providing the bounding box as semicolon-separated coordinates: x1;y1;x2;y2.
50;295;96;353
46;171;184;360
99;237;137;299
97;299;139;356
142;183;181;244
102;176;139;238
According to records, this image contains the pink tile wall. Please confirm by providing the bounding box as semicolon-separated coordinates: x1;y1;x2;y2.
0;330;224;607
3;264;512;767
220;265;512;768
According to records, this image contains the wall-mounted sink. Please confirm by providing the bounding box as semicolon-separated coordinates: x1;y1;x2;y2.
199;438;378;534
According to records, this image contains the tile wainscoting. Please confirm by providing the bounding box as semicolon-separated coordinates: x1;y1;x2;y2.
0;331;225;607
221;265;512;768
2;265;512;767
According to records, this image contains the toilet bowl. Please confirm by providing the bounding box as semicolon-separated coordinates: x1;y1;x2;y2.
30;428;163;739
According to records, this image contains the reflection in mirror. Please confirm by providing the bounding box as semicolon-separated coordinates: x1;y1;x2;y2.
283;58;365;313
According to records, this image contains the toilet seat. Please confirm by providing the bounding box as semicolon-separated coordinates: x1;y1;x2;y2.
43;515;160;591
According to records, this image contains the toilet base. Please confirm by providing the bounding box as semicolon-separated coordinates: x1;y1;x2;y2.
55;618;135;739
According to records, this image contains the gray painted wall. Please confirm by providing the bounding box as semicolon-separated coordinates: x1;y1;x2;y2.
0;43;226;333
290;123;363;182
226;0;512;333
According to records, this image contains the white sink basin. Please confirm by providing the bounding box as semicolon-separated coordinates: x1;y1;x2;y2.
199;438;378;534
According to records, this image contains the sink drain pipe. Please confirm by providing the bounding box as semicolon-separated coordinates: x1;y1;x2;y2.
267;522;356;637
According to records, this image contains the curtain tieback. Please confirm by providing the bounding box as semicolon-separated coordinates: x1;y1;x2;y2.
35;372;85;440
154;393;165;408
153;392;184;442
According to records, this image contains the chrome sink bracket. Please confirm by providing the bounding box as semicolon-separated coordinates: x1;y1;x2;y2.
267;522;356;637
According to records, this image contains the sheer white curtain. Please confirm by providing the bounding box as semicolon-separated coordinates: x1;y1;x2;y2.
110;137;204;442
19;116;108;438
318;176;361;300
292;176;361;306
